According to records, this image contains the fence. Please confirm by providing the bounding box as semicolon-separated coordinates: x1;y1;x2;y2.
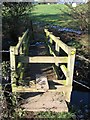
10;29;29;90
10;29;76;102
44;29;76;86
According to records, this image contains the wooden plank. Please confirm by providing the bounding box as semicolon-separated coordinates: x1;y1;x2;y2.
36;74;49;90
60;65;68;78
10;46;17;88
17;56;68;63
55;42;59;66
10;46;16;71
52;80;66;85
12;87;45;92
55;42;59;55
15;29;29;55
12;85;72;93
47;43;56;56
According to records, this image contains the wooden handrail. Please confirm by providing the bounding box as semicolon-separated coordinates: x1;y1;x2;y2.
44;29;76;55
15;29;29;55
10;29;29;89
44;28;76;86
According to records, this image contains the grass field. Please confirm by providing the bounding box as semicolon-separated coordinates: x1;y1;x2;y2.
31;4;72;27
31;3;88;30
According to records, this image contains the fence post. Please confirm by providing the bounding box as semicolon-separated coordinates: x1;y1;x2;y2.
45;32;50;54
10;46;16;90
65;48;76;102
49;38;53;54
55;41;59;66
19;37;23;55
66;48;76;86
25;35;29;55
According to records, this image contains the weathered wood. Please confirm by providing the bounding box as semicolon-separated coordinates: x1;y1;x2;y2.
49;38;53;54
44;29;74;54
55;42;59;55
10;46;16;88
12;85;72;93
15;29;29;55
12;87;45;92
17;62;24;81
17;56;68;63
47;42;56;56
19;37;23;55
60;65;68;78
10;46;16;70
51;80;66;85
55;41;59;66
66;49;76;85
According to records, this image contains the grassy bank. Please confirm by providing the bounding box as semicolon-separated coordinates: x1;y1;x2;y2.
31;3;88;30
31;4;71;27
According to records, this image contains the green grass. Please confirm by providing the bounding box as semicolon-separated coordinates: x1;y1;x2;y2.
31;3;88;30
36;111;75;119
31;4;72;27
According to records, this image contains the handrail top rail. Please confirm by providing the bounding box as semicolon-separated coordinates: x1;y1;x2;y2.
44;29;76;55
15;29;29;54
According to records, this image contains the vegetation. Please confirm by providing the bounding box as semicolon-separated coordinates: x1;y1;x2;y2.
32;2;89;31
1;92;26;120
65;3;89;32
2;2;33;48
1;61;25;119
36;111;75;119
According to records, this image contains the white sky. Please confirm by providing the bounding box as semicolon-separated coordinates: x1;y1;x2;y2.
60;0;88;2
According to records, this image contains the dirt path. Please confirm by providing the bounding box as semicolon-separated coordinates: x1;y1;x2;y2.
21;91;68;112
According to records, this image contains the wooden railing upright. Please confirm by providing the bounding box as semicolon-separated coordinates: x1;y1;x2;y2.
44;29;76;86
10;29;29;89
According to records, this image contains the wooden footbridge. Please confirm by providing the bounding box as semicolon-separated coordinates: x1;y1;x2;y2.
10;29;76;103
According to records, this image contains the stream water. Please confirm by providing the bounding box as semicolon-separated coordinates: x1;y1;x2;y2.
50;25;83;34
70;83;90;120
71;90;90;107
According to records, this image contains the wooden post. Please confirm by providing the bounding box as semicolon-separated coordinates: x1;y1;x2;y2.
65;48;76;102
19;37;23;55
55;42;59;66
25;35;29;55
65;86;72;102
10;46;16;90
66;48;76;85
45;32;50;54
49;38;53;55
